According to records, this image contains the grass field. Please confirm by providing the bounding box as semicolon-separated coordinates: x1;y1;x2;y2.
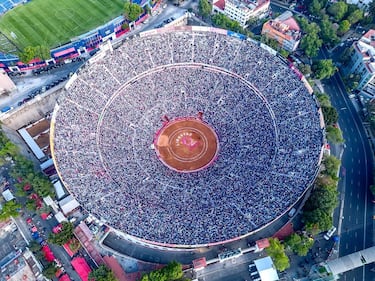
0;0;125;54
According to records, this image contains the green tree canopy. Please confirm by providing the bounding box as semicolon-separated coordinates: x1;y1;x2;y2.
140;261;184;281
370;185;375;196
19;46;36;64
326;125;344;143
347;8;363;24
0;200;21;221
300;33;322;58
18;45;51;63
308;0;322;16
89;265;117;281
316;92;331;107
212;13;242;33
319;18;339;46
327;1;348;21
266;238;290;272
299;64;312;76
337;20;351;35
313;59;336;80
285;233;314;256
198;0;212;18
303;209;332;232
321;106;338;126
28;241;42;253
304;185;338;214
368;0;375;21
124;1;143;22
43;263;58;279
323;155;341;178
48;221;74;245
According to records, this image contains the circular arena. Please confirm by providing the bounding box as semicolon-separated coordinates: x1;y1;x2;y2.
51;26;324;247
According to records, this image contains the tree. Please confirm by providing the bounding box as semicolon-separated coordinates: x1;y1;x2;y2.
316;92;331;107
313;59;336;80
326;125;344;143
285;233;314;256
89;265;117;281
327;1;348;21
140;261;184;281
0;200;21;221
26;199;37;211
322;106;338;125
308;0;322;16
19;46;36;63
198;0;212;18
28;241;42;253
315;174;338;189
212;13;242;33
299;64;312;76
48;222;74;245
266;238;290;271
35;45;51;60
261;36;279;50
32;174;54;197
304;185;338;213
347;9;363;24
319;18;339;46
337;20;351;36
370;185;375;196
43;263;58;279
369;0;375;20
300;33;322;58
303;209;332;231
323;155;341;178
124;1;143;22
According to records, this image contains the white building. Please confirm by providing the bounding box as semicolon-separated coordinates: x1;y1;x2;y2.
345;0;370;10
212;0;270;27
346;30;375;100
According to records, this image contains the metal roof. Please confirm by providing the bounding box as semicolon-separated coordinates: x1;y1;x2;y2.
326;246;375;275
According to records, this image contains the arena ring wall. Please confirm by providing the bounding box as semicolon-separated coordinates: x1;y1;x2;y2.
50;26;325;247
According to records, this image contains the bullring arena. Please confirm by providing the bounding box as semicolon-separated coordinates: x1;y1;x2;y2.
50;26;325;247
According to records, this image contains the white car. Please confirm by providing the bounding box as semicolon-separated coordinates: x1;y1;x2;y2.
324;226;337;240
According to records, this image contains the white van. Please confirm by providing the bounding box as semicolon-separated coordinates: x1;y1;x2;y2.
324;226;337;240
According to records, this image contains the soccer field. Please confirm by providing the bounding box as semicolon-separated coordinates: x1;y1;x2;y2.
0;0;125;54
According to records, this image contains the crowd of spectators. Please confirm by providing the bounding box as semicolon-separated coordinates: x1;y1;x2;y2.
52;28;324;245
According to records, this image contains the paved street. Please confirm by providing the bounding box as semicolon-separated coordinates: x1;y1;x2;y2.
321;46;375;281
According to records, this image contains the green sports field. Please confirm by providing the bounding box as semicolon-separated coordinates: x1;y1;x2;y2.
0;0;125;54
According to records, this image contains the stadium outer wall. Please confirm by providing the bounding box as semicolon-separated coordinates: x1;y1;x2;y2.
50;26;326;249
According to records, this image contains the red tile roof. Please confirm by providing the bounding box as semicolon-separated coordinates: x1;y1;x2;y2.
214;0;225;10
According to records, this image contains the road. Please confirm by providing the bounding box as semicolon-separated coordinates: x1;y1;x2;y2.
321;46;374;281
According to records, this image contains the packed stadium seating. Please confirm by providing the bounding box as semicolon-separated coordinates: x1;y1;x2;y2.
52;27;324;246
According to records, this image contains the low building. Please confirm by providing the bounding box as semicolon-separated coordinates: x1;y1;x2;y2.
261;11;301;52
345;0;370;10
345;30;375;101
250;256;279;281
212;0;270;27
0;70;16;95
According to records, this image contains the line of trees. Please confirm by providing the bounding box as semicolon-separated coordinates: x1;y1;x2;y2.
0;130;54;221
89;265;117;281
316;92;344;144
140;261;189;281
303;155;341;234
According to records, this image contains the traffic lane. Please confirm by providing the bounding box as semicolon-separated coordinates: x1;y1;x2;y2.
321;51;373;280
103;232;217;265
333;105;367;257
196;253;253;281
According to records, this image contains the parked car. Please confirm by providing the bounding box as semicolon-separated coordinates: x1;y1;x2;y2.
1;106;12;113
324;226;337;240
